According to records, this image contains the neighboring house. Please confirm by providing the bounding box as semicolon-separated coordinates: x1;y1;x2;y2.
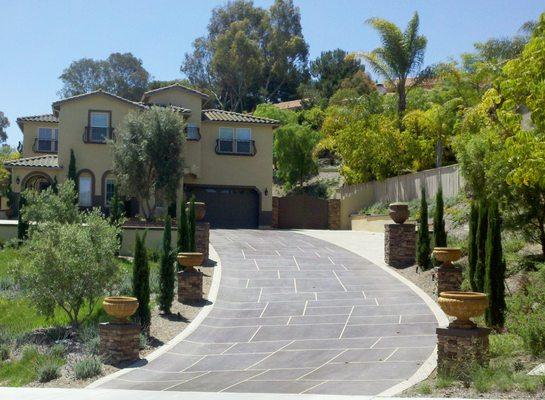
5;84;279;228
273;99;304;111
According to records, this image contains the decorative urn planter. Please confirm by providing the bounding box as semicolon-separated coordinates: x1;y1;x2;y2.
187;201;206;221
438;291;488;329
102;296;139;323
177;252;205;271
433;247;462;267
388;202;409;224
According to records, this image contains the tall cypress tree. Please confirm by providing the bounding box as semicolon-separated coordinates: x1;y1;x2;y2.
433;186;447;248
159;217;175;314
475;199;488;292
177;199;189;253
68;149;77;182
188;197;196;252
132;232;151;331
484;201;506;328
468;201;479;291
17;194;28;242
417;186;431;269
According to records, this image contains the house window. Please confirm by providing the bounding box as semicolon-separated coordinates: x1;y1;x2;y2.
78;175;92;207
90;112;110;142
37;128;58;152
186;123;200;140
218;127;234;153
105;179;116;206
236;128;251;154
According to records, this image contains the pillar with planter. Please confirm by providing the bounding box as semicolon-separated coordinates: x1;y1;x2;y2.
99;296;140;364
191;201;209;260
433;247;463;294
384;203;416;268
436;291;490;376
177;252;204;303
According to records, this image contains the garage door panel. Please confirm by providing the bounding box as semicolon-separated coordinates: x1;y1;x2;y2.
186;186;259;229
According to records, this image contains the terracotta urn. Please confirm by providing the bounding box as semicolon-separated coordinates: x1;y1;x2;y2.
389;202;409;224
438;291;488;329
177;252;204;271
433;247;462;267
186;201;206;221
103;296;139;323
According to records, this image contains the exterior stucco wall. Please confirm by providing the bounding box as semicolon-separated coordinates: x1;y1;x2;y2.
21;121;59;158
144;89;202;126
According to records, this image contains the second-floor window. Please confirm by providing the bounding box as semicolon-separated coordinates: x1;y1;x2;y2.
186;123;200;140
218;127;254;155
90;111;110;142
37;128;58;152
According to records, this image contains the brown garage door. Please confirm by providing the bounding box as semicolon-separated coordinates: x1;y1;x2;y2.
185;186;259;229
277;195;328;229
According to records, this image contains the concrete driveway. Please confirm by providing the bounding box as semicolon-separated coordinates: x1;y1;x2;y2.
96;230;438;396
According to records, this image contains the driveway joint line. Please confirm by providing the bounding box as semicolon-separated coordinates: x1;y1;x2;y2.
382;347;399;362
160;371;210;391
296;349;348;381
338;305;355;339
243;340;296;370
332;270;348;292
370;337;383;349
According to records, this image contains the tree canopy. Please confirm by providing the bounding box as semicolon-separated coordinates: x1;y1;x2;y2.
0;111;9;142
59;52;150;101
181;0;309;111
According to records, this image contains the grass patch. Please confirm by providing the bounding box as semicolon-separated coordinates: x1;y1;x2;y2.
417;382;432;394
0;344;65;386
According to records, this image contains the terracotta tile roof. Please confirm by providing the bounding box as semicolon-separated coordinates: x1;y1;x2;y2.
273;99;304;110
52;89;147;110
141;83;209;101
4;154;61;169
17;114;59;124
202;109;279;125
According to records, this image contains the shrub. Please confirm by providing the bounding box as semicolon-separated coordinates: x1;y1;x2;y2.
13;209;120;327
74;356;102;380
49;343;66;358
177;199;190;254
433;185;447;248
468;201;478;290
139;333;148;349
159;217;175;314
84;336;100;356
474;199;488;292
417;186;431;269
188;197;196;252
133;233;150;330
0;343;10;361
37;360;61;382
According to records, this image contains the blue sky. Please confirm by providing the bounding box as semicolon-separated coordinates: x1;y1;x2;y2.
0;0;543;147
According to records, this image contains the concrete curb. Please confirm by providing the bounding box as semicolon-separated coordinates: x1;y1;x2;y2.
297;230;448;397
86;243;223;389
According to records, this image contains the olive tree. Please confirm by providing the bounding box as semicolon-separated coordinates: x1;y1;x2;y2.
112;106;185;220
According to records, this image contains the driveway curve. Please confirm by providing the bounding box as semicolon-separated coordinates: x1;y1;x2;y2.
98;230;438;395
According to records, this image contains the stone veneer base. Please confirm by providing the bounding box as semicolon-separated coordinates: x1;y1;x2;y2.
384;223;416;268
196;222;210;260
435;265;462;295
178;269;203;303
437;327;490;376
99;322;140;364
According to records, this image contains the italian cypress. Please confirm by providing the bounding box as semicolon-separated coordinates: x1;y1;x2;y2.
68;149;77;182
159;217;175;314
484;201;506;328
474;199;488;292
17;195;28;242
417;186;431;269
132;232;151;331
177;199;189;253
433;186;447;248
468;201;479;291
188;196;196;252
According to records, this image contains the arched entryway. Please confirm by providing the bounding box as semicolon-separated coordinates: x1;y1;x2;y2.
22;173;53;192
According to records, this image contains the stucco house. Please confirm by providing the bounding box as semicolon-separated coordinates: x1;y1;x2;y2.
5;84;278;228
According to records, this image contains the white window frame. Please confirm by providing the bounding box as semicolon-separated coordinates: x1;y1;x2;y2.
235;127;252;154
186;122;200;140
37;127;58;152
217;127;252;154
90;111;110;142
218;127;235;153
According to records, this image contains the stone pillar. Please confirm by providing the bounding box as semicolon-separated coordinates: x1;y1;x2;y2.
384;223;416;268
99;322;140;364
327;199;341;230
437;327;491;376
272;197;279;228
435;265;462;295
195;222;210;260
178;270;203;303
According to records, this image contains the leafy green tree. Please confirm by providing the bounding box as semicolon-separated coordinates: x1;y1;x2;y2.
159;217;175;314
59;53;150;101
0;111;9;142
417;186;431;269
484;200;506;328
274;123;321;187
357;12;428;116
475;200;488;292
133;232;151;330
182;0;309;110
433;186;447;248
109;185;124;226
112;107;185;220
14;210;120;328
253;103;297;125
177;199;190;254
188;197;196;252
468;201;479;291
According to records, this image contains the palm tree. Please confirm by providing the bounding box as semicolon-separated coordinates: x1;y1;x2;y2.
357;12;427;116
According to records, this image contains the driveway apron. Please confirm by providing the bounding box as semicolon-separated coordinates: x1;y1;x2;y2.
98;230;438;395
